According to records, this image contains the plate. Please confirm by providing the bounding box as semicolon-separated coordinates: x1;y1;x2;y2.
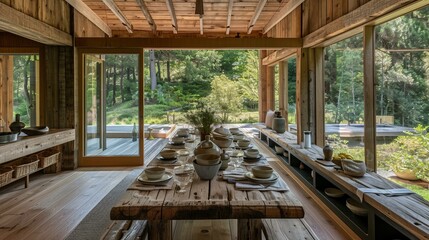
168;142;185;146
324;187;345;198
346;198;368;216
234;144;253;150
138;172;173;183
243;154;262;160
245;172;278;183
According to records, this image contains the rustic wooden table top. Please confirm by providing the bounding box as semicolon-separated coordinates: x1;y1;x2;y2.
110;137;304;221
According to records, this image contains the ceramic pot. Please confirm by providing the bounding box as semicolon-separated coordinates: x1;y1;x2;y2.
272;111;286;133
323;144;333;161
394;169;419;180
220;149;230;170
194;135;221;156
9;114;25;135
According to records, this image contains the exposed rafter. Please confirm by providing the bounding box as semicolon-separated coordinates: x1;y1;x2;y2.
136;0;156;33
66;0;112;37
166;0;178;34
226;0;234;35
102;0;133;33
247;0;267;34
263;0;304;34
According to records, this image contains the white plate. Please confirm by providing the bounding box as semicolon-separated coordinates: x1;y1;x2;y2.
243;154;262;160
157;156;177;161
138;172;173;183
324;187;345;198
245;172;278;183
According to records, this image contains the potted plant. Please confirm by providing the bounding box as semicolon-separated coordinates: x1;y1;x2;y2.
185;102;218;140
385;125;429;181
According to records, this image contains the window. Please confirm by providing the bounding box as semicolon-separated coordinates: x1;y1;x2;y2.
0;53;39;130
324;34;365;158
375;6;429;197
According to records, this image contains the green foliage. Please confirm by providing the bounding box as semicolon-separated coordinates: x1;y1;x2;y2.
205;74;243;123
384;125;429;180
184;102;218;135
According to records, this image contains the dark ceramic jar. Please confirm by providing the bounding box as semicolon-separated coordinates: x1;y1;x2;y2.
9;114;25;135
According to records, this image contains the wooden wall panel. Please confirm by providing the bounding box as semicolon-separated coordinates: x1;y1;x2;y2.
74;10;106;37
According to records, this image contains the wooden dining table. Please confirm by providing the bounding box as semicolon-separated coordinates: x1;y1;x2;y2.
110;137;305;240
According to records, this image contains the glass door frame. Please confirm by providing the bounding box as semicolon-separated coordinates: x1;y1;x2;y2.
77;48;144;166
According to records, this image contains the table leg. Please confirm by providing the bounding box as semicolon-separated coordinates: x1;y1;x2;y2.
237;219;262;240
147;220;172;240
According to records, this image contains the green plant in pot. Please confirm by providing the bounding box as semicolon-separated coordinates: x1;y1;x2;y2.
385;125;429;181
185;102;218;140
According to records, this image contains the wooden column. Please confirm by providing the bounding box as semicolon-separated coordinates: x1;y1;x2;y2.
315;48;325;147
296;48;309;144
363;25;376;172
278;60;288;130
258;50;268;122
266;65;275;111
0;55;14;129
308;48;316;144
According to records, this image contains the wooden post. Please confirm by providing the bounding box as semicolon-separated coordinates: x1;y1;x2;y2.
315;48;325;147
0;55;14;128
237;219;262;240
147;220;172;240
266;65;275;111
308;48;316;144
296;48;309;144
364;25;376;172
258;50;268;122
278;60;288;131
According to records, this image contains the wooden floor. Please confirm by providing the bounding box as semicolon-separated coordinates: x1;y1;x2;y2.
0;133;353;240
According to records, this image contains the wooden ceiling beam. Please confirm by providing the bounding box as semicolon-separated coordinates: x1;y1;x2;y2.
166;0;178;34
0;2;72;46
226;0;234;35
247;0;267;34
263;0;304;34
262;48;297;66
75;37;303;49
66;0;112;37
101;0;133;33
136;0;157;33
303;0;417;48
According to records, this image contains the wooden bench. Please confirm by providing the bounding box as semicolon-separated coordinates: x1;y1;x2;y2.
101;220;148;240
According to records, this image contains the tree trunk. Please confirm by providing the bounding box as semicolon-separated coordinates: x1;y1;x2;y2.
149;50;157;91
113;64;117;105
120;65;124;103
23;56;32;121
166;55;171;82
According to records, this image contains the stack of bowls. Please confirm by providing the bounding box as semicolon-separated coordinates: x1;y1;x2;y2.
193;154;221;180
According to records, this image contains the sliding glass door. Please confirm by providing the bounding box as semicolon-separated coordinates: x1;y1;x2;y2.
79;49;144;166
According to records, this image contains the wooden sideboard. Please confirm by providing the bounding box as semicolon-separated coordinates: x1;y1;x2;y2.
0;129;75;165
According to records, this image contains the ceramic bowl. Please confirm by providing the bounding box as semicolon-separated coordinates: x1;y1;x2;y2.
229;128;240;135
195;154;221;165
176;129;189;137
237;139;250;148
251;166;273;179
212;137;233;148
0;132;18;144
244;149;259;158
193;159;221;180
160;149;177;159
324;188;345;198
346;198;368;216
21;126;49;136
171;136;185;144
214;127;231;136
145;167;165;180
274;145;283;154
233;134;245;141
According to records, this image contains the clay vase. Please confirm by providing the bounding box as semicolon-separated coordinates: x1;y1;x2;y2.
194;135;221;156
220;149;230;170
9;114;25;135
323;144;333;161
272;111;286;134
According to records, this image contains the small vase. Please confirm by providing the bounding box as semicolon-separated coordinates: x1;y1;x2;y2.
323;144;333;161
272;111;286;133
9;114;25;135
220;149;230;170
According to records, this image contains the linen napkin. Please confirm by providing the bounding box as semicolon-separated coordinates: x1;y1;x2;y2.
128;178;174;191
235;179;289;191
356;188;414;202
222;170;246;181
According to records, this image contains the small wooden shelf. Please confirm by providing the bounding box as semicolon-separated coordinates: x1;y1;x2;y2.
1;160;57;188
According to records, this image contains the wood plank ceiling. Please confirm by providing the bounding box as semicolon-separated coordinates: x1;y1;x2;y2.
81;0;292;36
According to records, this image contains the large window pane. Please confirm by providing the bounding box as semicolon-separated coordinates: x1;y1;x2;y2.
375;6;429;199
324;34;365;159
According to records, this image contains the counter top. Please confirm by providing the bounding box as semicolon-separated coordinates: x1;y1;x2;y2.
0;129;75;164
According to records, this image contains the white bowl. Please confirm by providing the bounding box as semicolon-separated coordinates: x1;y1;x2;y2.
237;139;250;148
172;137;185;144
176;129;189;137
251;166;273;179
229;128;240;134
144;167;165;180
233;134;245;141
212;137;233;148
274;145;283;154
160;149;177;159
346;198;368;216
195;154;221;165
244;149;259;158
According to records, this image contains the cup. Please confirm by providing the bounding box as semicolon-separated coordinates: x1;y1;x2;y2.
145;167;165;180
237;139;250;148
